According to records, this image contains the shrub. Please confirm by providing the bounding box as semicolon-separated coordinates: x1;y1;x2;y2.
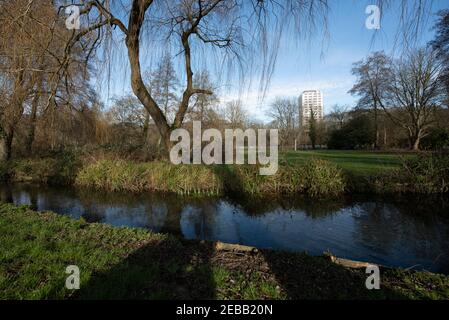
421;128;449;151
297;159;346;196
7;151;80;185
11;158;58;183
400;153;449;193
328;115;375;149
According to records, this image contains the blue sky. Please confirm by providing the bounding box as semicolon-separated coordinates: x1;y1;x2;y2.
98;0;449;123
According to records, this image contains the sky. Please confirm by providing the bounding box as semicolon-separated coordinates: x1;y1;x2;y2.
97;0;449;123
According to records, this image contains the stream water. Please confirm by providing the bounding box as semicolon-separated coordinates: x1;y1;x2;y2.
1;183;448;274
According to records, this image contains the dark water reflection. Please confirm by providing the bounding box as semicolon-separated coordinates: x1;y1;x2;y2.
1;183;449;274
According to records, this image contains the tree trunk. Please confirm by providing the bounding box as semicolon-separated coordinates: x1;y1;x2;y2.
0;128;14;161
373;101;379;149
25;75;44;154
412;136;421;151
126;4;171;159
0;133;7;162
25;91;39;154
142;111;149;142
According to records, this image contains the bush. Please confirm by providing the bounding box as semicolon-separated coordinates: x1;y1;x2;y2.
400;153;449;193
10;158;59;183
328;115;375;149
5;151;81;185
421;128;449;151
298;159;346;197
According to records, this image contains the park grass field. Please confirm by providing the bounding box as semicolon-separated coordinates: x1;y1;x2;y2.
281;150;413;176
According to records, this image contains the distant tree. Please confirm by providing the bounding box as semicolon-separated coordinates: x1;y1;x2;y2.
190;70;218;124
148;54;179;123
385;48;445;150
223;100;248;129
430;9;449;106
328;104;350;129
108;95;147;129
328;114;375;150
266;97;298;147
349;51;393;149
308;110;317;149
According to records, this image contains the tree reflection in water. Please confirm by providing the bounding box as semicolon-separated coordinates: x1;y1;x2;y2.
1;183;448;273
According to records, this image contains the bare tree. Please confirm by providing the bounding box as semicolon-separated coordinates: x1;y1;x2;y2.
266;97;298;146
431;9;449;106
222;100;247;129
108;95;147;128
55;0;330;158
0;0;51;160
147;53;179;122
52;0;438;158
349;51;393;149
385;48;446;150
328;104;349;130
189;70;219;124
0;0;97;159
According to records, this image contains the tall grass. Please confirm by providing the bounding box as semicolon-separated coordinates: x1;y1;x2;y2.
6;152;448;196
398;153;449;193
75;159;346;197
75;160;223;195
357;153;449;194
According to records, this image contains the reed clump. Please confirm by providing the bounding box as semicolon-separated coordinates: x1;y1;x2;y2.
75;158;346;197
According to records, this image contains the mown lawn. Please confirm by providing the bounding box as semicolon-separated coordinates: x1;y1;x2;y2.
281;150;413;176
1;203;448;300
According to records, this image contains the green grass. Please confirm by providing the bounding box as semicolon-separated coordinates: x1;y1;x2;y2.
281;150;410;176
5;150;448;196
1;203;448;300
75;159;346;196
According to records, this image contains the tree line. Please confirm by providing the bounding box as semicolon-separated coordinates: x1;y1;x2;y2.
268;9;449;151
0;0;446;163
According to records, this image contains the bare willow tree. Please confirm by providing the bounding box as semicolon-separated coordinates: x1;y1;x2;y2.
52;0;436;157
55;0;329;157
0;0;98;159
0;0;58;160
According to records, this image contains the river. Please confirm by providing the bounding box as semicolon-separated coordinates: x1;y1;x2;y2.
1;183;448;274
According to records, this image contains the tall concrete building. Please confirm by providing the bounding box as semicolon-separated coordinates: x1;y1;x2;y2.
299;90;323;128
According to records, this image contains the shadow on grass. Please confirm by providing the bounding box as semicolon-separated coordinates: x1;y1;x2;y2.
259;251;409;299
77;240;217;299
75;237;410;299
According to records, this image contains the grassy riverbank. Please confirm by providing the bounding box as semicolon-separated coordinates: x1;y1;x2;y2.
0;203;448;300
282;150;408;176
1;150;448;196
